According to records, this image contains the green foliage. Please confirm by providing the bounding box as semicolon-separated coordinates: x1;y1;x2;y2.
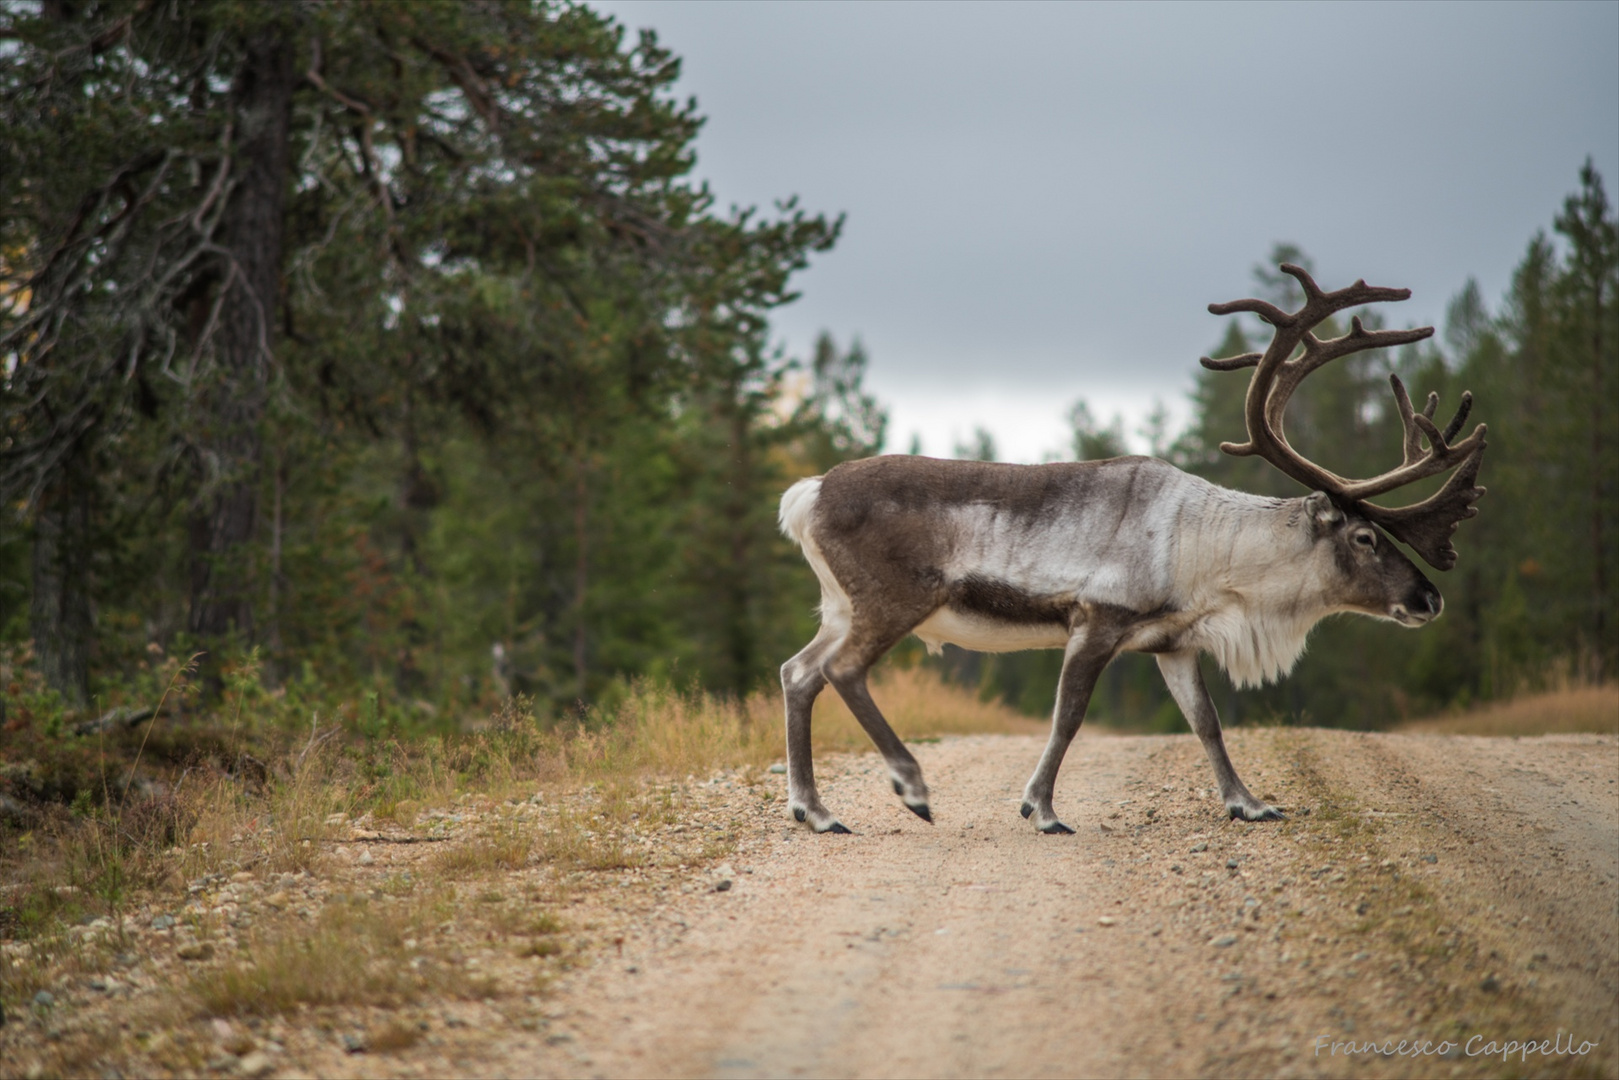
0;0;859;719
0;2;1608;740
1066;401;1128;462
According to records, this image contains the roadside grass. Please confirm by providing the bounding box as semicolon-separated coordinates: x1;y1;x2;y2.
186;896;458;1017
1396;684;1617;736
429;822;535;877
1;660;1029;1042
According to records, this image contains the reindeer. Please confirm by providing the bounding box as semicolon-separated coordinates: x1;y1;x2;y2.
778;265;1487;834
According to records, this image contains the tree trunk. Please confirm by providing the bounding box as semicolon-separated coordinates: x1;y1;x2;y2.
29;473;93;708
1590;277;1606;679
723;397;755;696
573;454;589;704
187;27;296;642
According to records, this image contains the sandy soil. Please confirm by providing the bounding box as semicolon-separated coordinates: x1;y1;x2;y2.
497;729;1619;1079
5;728;1616;1079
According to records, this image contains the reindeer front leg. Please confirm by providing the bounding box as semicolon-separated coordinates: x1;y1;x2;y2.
1020;628;1113;834
1156;650;1284;821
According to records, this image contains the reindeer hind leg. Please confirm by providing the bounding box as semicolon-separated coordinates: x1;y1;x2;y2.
782;625;850;834
821;616;934;824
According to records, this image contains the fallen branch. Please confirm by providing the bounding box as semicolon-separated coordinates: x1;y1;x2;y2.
73;706;156;737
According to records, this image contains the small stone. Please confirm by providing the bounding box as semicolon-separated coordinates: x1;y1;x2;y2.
340;1032;367;1054
1097;916;1116;927
230;871;255;884
1210;934;1238;948
713;879;732;892
1420;853;1438;864
32;991;55;1008
1226;858;1239;869
151;915;176;931
768;763;787;774
1480;973;1501;993
1353;951;1371;961
1190;842;1209;853
177;942;215;961
264;892;290;910
87;977;108;992
357;850;375;866
236;1052;274;1078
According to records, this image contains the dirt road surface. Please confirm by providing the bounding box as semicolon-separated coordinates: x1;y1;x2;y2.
514;729;1618;1079
6;728;1615;1079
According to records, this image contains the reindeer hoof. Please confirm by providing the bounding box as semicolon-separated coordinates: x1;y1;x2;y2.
1020;802;1035;819
1229;804;1286;822
793;807;807;823
824;822;853;835
1040;821;1075;835
907;803;933;823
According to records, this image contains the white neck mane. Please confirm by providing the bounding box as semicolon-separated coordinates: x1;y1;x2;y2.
1175;489;1336;690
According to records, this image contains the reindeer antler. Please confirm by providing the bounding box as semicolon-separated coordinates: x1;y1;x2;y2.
1200;264;1487;570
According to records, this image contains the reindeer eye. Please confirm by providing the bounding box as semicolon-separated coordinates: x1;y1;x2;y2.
1354;530;1376;549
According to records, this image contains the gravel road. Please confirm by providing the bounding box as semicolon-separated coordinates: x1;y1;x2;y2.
524;728;1617;1079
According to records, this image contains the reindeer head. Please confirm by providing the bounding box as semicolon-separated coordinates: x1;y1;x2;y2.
1202;264;1487;623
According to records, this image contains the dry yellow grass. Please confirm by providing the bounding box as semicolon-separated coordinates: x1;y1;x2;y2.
563;664;1041;783
428;824;535;876
2;662;1039;1073
810;664;1047;745
1396;684;1618;736
188;901;444;1017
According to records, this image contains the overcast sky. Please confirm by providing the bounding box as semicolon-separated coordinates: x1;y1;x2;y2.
596;1;1619;461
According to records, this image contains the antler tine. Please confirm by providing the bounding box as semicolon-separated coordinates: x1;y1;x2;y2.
1199;352;1263;372
1389;375;1426;467
1441;391;1472;444
1207;298;1295;327
1280;262;1326;301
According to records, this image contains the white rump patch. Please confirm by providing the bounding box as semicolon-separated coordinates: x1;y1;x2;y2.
778;475;852;635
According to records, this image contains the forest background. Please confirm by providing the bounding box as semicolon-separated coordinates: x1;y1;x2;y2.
0;0;1614;760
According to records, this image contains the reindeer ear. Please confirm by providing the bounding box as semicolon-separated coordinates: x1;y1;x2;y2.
1304;491;1343;529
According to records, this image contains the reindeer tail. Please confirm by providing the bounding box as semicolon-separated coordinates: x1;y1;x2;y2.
778;476;823;548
